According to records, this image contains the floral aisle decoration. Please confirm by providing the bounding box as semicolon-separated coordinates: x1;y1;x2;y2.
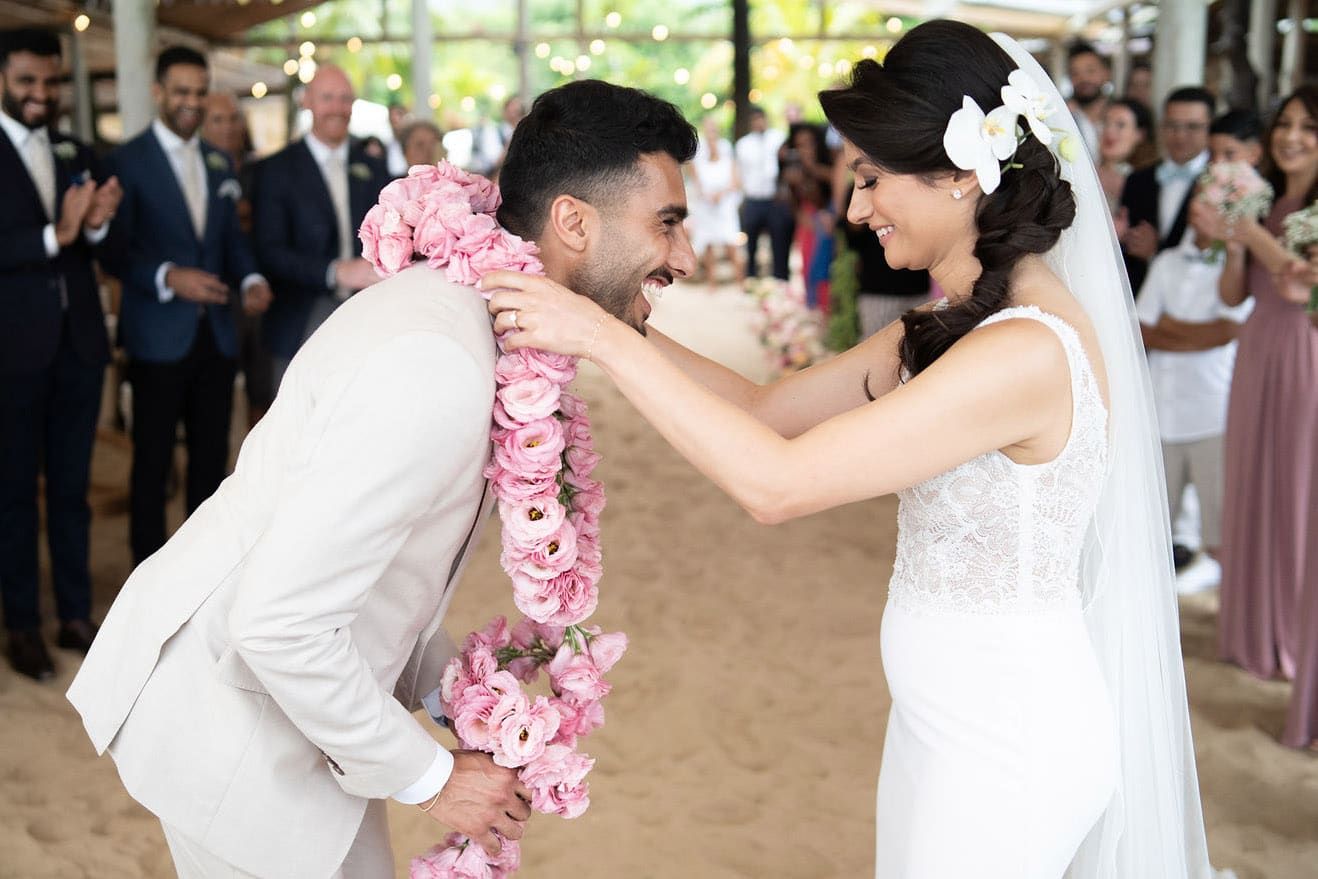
359;162;627;878
1281;202;1318;313
745;277;829;377
1196;162;1274;255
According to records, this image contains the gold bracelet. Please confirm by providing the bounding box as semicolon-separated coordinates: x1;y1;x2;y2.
419;791;442;813
585;313;607;362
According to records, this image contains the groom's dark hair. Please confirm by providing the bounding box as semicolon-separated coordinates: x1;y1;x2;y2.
496;79;697;240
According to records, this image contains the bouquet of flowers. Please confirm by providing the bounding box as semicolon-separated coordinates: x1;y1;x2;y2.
1281;202;1318;313
1196;162;1274;254
745;277;829;377
359;163;627;878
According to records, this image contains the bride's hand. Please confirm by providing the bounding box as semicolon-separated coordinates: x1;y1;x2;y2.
483;270;615;360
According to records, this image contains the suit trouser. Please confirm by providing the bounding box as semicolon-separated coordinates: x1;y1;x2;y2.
740;197;796;281
161;798;393;878
0;315;103;630
128;314;236;565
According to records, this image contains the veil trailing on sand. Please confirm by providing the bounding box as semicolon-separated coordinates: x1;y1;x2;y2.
987;32;1224;879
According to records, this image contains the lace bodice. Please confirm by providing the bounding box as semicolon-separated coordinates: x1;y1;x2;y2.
888;306;1109;616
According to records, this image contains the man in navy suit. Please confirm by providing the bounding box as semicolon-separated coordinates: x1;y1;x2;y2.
252;64;390;387
0;28;121;680
1117;87;1214;295
101;46;272;566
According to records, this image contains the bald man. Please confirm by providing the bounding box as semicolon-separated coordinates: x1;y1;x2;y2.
251;65;389;388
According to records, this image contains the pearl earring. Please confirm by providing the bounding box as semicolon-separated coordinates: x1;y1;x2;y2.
952;189;964;200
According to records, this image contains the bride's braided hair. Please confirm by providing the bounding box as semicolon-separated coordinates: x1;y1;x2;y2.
819;20;1075;379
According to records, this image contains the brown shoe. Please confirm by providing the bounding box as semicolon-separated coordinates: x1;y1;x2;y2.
7;629;55;681
56;619;98;654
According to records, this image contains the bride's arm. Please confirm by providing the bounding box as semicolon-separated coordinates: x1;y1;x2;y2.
646;319;906;438
488;273;1062;523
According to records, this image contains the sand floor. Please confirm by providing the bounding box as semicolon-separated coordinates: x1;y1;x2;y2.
0;281;1314;878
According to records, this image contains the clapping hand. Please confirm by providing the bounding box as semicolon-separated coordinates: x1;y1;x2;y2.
54;180;97;247
1121;220;1159;261
242;281;273;315
421;750;532;857
166;267;230;305
83;176;123;230
334;257;380;292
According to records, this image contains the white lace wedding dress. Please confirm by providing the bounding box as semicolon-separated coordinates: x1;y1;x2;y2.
875;305;1119;878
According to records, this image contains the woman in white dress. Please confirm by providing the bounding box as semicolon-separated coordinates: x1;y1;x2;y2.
687;116;745;284
486;21;1218;879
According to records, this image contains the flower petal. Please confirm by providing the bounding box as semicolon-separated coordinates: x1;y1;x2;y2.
985;106;1021;160
943;96;988;172
977;152;1002;195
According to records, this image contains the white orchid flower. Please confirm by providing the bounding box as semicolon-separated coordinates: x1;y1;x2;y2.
1001;69;1055;146
943;96;1020;195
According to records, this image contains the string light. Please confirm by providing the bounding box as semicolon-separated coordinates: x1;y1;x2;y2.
73;14;90;31
652;25;669;41
748;88;763;103
460;96;476;112
251;81;268;98
576;55;591;71
886;17;903;33
535;42;551;58
297;59;316;83
590;39;606;55
300;11;316;28
299;41;315;57
605;12;622;28
428;94;442;109
386;73;403;91
700;92;717;110
817;61;832;77
862;45;878;58
673;68;690;85
346;37;363;53
282;59;298;75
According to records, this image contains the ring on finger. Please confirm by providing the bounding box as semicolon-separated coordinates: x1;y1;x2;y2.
509;310;519;330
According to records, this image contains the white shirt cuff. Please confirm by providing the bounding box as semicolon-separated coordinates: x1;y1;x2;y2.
390;744;454;805
240;273;267;293
325;261;338;290
43;224;58;258
84;222;110;245
155;262;176;303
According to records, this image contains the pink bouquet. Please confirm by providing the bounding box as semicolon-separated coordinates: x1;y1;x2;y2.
1196;161;1274;254
359;163;627;877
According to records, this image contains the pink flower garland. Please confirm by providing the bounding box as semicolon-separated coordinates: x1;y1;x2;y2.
359;163;626;878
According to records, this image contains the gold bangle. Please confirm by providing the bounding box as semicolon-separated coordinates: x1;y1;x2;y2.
585;314;607;362
419;791;442;813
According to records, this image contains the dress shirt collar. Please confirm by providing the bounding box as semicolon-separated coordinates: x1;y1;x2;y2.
152;118;200;154
1157;150;1209;182
304;131;350;168
0;109;47;151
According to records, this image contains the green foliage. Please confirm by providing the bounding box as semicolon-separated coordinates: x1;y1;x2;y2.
825;230;860;352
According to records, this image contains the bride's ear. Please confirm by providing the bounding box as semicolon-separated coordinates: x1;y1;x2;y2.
547;195;594;255
951;170;982;200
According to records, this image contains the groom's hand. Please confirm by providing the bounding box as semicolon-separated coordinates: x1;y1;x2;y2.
424;750;532;856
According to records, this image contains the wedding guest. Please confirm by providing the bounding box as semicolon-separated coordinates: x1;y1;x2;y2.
1067;40;1111;158
1136;224;1253;589
1124;61;1153;108
202;91;272;427
384;101;409;176
469;95;524;180
782;123;834;308
0;27;120;679
251;64;390;389
400;119;443;168
735;105;793;281
1208;109;1263;166
1118;86;1214;294
1097;98;1154;213
1192;88;1318;742
687;115;744;284
360;134;387;163
101;46;272;565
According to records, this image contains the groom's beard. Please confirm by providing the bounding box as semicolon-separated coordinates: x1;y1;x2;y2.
568;260;651;336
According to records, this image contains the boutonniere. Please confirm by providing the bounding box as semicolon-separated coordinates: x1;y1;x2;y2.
52;141;77;162
205;151;229;172
217;178;243;201
349;162;372;181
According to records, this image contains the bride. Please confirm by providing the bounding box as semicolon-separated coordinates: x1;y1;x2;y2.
486;20;1217;879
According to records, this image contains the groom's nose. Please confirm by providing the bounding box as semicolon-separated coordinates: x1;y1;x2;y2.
669;227;697;278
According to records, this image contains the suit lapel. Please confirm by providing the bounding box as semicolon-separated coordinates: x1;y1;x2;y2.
145;130;201;243
1164;183;1195;250
296;140;337;236
201;144;227;247
0;128;47;219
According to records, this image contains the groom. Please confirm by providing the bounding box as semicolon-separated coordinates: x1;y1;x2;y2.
68;79;697;878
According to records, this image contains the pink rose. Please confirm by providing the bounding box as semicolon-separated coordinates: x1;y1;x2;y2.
494;352;540;386
526;519;579;575
500;496;567;551
488;466;559;504
562;416;592;449
374;207;416;276
547;644;610;706
498;377;561;423
464;645;498;684
511;618;566;651
410;840;490;879
510;568;561;620
521;350;577;385
439;657;474;711
452;688;500;749
558;392;587;420
377;176;424;214
564;445;601;478
570;484;606;525
463;615;512;654
494;695;561;767
462;175;502;215
488;837;520;875
413;195;470;263
586;630;628;674
519;744;594;819
494;418;566;479
561;466;599;493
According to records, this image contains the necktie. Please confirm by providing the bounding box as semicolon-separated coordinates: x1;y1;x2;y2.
1155;161;1198;187
178;141;207;238
25;130;56;220
326;152;353;300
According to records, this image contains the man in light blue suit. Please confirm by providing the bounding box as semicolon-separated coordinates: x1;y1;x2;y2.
101;46;273;565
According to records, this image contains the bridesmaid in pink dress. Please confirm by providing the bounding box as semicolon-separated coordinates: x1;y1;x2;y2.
1195;87;1318;748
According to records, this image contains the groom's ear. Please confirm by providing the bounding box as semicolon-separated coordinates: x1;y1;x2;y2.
547;195;594;256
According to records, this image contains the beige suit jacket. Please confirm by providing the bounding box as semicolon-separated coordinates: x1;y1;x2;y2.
67;265;498;878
